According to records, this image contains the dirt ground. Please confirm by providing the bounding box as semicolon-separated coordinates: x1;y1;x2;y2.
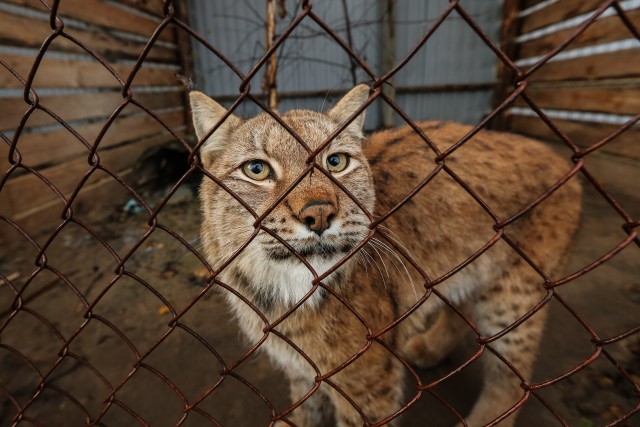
1;162;639;426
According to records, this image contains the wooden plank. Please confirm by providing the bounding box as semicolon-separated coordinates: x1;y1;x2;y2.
526;50;640;82
579;149;640;202
507;114;640;160
491;0;523;130
173;0;194;135
0;90;184;131
0;140;13;187
522;0;547;9
520;0;604;34
4;0;174;42
516;84;640;115
520;9;640;59
118;0;165;17
0;11;177;62
0;111;184;169
1;55;179;89
0;133;176;216
2;169;136;236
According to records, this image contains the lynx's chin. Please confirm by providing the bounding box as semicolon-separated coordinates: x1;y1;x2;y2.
232;247;355;309
264;239;358;261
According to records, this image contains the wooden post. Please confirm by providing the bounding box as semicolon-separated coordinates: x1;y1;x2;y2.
173;0;195;134
490;0;524;131
341;0;358;86
263;0;279;110
380;0;396;129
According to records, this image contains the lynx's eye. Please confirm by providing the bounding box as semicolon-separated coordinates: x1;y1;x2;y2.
326;153;349;173
242;160;271;181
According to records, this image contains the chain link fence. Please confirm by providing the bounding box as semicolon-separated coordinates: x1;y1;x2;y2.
0;0;639;425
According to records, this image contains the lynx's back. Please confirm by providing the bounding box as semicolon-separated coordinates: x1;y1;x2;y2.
363;120;581;287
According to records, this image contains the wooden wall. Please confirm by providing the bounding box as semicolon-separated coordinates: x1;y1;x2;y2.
0;0;188;234
503;0;639;191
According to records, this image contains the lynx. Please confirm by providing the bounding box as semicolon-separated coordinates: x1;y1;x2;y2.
189;85;582;426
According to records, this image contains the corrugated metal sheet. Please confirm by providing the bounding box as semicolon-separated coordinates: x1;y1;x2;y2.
186;0;502;129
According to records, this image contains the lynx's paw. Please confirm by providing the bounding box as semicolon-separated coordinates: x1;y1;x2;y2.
403;332;450;368
402;308;468;368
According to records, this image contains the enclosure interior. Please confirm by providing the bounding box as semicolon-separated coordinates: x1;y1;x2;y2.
0;0;639;426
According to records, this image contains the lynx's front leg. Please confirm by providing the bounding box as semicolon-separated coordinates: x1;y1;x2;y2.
275;375;332;427
462;266;548;427
324;351;405;427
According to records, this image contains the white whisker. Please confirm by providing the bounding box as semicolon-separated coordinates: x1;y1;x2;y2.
377;225;413;256
362;247;387;290
370;238;418;300
368;241;390;279
356;250;371;276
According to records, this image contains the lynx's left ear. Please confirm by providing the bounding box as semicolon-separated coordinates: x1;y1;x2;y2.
327;84;370;139
189;91;241;167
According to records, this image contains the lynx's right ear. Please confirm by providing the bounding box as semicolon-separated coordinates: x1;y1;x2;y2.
189;91;241;166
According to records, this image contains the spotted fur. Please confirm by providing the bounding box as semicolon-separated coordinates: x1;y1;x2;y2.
190;86;582;426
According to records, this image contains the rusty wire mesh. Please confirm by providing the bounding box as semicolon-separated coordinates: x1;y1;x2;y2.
1;0;639;425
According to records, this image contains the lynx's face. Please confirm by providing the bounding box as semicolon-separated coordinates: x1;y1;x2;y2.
190;86;374;308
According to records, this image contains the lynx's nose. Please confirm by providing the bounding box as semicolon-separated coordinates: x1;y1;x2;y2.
299;200;337;236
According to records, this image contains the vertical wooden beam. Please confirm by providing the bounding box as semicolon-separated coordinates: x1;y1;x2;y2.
174;0;194;134
490;0;523;131
263;0;279;110
380;0;396;129
341;0;358;86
